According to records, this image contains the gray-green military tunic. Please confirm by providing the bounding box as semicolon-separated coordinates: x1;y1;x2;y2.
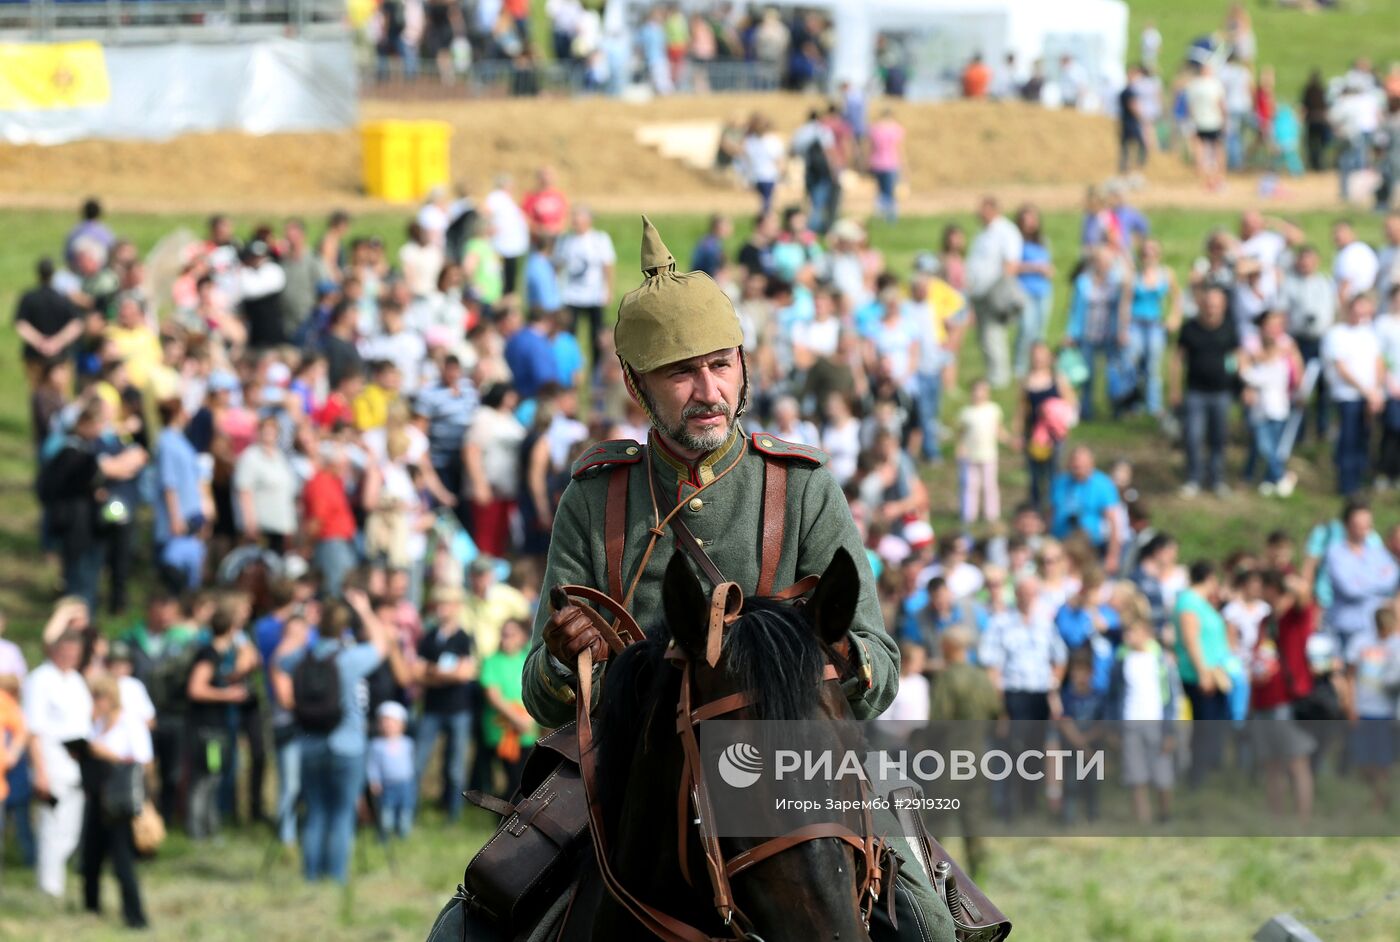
522;423;955;942
523;424;897;723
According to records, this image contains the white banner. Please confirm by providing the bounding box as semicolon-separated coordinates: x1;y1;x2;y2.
0;36;356;145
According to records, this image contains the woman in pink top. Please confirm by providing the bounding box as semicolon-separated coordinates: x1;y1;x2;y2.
866;109;906;222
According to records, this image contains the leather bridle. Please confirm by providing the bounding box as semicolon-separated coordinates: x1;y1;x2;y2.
555;582;897;942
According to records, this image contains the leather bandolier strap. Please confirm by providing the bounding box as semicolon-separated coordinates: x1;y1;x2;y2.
605;464;630;602
756;459;787;597
635;446;789;596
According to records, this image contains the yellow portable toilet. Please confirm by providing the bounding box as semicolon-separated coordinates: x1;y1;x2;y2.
411;121;453;199
361;120;417;203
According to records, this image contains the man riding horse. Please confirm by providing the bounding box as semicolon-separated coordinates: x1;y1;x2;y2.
523;217;957;942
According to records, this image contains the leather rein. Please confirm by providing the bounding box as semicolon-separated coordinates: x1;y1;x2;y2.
554;582;897;942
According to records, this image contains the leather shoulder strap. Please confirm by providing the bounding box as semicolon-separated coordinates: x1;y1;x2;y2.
604;463;630;603
757;455;787;598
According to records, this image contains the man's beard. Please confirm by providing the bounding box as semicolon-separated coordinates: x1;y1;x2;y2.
658;401;733;453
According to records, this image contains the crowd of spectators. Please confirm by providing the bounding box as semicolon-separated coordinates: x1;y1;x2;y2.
3;178;1400;924
367;0;836;95
721;90;897;228
926;4;1400;201
1082;5;1400;199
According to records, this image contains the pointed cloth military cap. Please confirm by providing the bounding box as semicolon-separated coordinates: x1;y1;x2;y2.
614;215;744;374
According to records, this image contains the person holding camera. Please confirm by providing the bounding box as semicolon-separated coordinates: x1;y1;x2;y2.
37;399;147;614
277;590;391;884
184;606;257;839
81;675;150;929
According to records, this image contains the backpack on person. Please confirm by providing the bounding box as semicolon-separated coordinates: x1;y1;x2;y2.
147;639;201;716
292;647;343;733
1292;673;1344;722
35;435;89;532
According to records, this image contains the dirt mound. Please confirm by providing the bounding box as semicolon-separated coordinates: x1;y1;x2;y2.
0;94;1195;214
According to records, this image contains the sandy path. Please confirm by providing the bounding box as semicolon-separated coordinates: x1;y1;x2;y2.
0;93;1351;217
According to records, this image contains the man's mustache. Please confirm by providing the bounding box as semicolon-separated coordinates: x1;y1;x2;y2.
682;403;731;420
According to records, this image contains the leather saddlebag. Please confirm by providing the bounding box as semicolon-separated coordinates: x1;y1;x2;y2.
459;725;591;929
889;785;1013;942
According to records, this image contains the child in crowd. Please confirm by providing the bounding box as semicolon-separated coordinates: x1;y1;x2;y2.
1055;567;1119;694
956;378;1008;527
1263;530;1296;576
879;643;930;746
479;619;538;800
1222;568;1270;721
353;360;402;432
1058;652;1107;823
1108;615;1178;824
313;369;363;430
367;701;416;839
1346;608;1400;812
106;641;156;731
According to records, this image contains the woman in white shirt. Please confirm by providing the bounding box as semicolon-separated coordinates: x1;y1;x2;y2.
362;425;432;607
464;384;527;558
82;675;150;929
1242;310;1303;495
820;392;862;486
741;114;786;215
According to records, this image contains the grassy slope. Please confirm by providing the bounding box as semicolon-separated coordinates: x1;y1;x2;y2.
1123;0;1399;98
1;207;1398;938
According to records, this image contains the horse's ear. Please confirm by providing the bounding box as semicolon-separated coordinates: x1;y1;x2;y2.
661;550;708;656
808;547;860;646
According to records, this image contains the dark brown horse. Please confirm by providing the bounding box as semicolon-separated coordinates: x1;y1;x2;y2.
558;547;884;942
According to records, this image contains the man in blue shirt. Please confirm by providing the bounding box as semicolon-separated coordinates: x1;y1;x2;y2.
1054;569;1120;693
524;233;561;315
1324;502;1399;656
1049;446;1123;572
277;590;392;884
550;312;584;388
154;398;205;591
980;577;1069;700
414;355;478;521
502;307;556;399
1303;501;1387;611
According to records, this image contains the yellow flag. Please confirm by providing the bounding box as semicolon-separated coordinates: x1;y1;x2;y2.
0;41;111;111
346;0;377;30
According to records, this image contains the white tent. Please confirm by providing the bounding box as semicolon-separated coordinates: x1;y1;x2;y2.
605;0;1129;106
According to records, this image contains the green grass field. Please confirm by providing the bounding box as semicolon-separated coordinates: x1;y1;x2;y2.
1124;0;1399;98
2;206;1399;939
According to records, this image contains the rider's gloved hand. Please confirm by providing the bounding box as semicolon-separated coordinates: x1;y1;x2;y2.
543;592;607;673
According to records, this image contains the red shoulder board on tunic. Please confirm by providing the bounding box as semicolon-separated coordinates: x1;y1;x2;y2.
749;432;828;467
571;440;644;480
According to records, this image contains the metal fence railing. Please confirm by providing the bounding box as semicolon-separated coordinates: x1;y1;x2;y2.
362;58;786;100
0;0;346;41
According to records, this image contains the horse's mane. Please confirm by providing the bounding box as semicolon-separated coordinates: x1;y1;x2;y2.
594;599;827;819
723;599;826;723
